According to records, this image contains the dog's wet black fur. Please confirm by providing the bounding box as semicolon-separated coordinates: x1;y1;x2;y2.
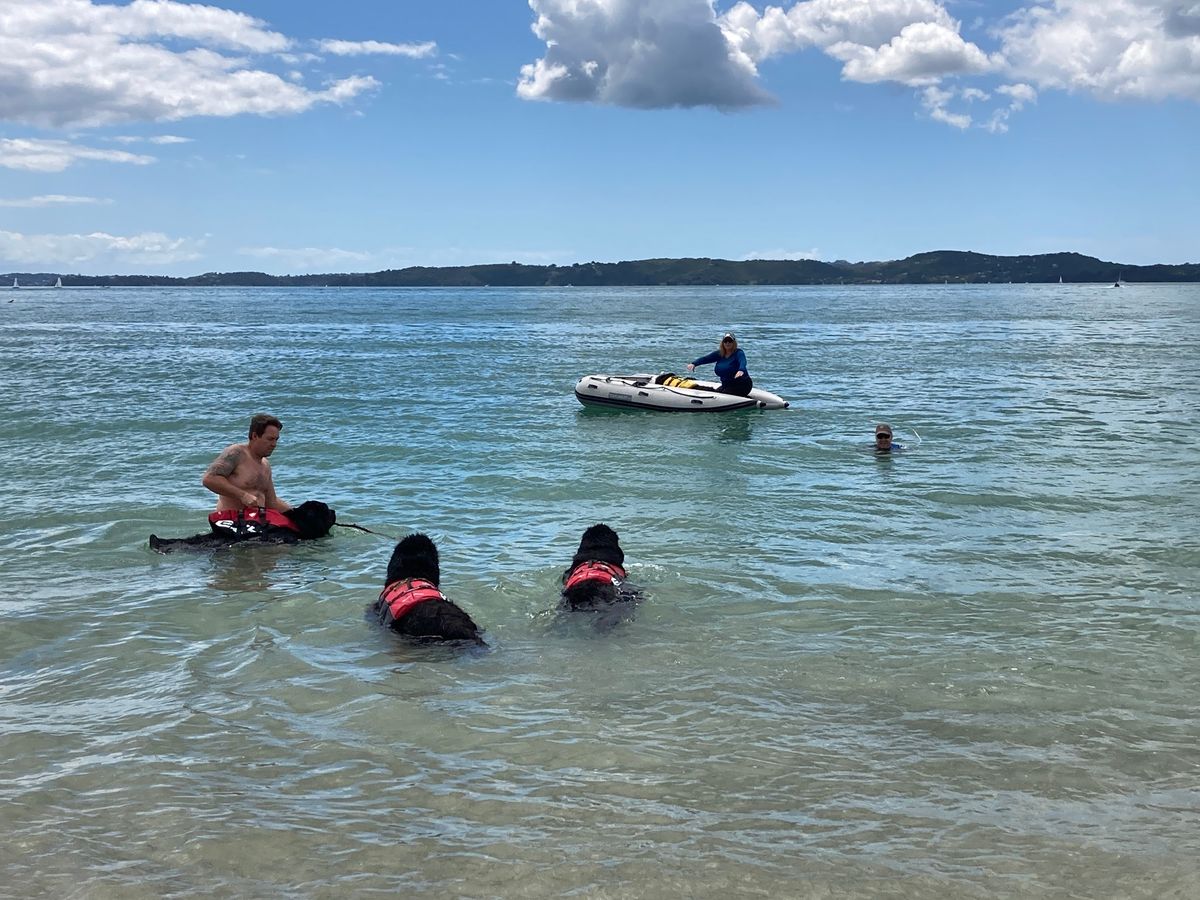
560;523;643;612
372;533;485;644
148;500;336;553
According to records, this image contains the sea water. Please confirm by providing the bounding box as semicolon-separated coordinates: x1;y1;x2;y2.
1;283;1197;898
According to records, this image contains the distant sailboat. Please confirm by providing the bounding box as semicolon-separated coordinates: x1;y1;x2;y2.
1059;276;1063;283
54;277;63;288
11;277;18;289
1113;272;1123;288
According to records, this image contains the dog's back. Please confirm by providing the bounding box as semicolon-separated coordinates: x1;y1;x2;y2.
561;523;639;610
376;533;484;644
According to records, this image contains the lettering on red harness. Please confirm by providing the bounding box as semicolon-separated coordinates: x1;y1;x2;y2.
379;578;447;621
208;507;299;536
564;560;627;591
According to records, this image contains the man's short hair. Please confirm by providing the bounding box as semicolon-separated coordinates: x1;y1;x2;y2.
249;413;282;439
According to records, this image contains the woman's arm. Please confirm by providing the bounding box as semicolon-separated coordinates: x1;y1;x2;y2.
690;350;721;368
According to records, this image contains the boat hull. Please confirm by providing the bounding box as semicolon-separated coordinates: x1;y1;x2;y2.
574;374;789;413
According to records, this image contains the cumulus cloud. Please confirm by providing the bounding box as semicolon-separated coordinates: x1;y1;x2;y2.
0;228;203;268
517;0;1199;129
0;194;111;208
518;0;773;109
998;0;1200;102
518;0;998;110
835;21;998;85
0;0;383;129
0;138;155;172
318;39;437;58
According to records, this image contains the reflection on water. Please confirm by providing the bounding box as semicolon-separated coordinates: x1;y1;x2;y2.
715;411;755;443
207;543;293;594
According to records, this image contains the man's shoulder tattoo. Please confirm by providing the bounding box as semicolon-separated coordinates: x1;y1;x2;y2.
205;444;243;477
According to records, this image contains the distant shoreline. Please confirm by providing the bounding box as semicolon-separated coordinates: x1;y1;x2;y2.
6;250;1198;287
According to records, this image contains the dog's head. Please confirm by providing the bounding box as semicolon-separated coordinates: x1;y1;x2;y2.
386;532;441;586
571;522;623;569
283;500;336;539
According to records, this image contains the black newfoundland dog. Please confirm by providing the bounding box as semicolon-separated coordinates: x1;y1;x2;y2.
149;500;336;553
372;533;485;644
560;523;642;611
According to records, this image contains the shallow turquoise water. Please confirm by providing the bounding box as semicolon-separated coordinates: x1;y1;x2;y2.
1;284;1197;897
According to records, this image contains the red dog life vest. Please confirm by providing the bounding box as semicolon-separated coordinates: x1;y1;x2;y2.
378;578;447;621
564;560;627;591
209;507;299;535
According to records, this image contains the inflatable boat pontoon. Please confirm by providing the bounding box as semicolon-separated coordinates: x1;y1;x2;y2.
575;373;789;412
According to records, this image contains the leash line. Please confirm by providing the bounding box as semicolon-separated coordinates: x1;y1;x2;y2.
334;522;397;540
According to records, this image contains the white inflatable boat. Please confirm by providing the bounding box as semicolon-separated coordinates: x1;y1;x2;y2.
574;373;789;412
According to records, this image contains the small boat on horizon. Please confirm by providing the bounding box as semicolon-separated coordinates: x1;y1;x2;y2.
11;277;18;289
54;277;63;288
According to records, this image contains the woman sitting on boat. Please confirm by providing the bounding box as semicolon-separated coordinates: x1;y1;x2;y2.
686;332;753;397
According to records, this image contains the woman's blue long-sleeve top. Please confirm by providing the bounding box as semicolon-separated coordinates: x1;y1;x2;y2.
692;349;749;386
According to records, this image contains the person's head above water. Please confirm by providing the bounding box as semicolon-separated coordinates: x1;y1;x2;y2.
248;413;283;457
874;423;894;449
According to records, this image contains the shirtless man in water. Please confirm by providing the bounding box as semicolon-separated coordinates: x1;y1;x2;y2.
202;414;292;512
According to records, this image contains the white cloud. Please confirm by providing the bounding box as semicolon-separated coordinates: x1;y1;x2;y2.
720;0;999;85
984;81;1037;132
318;39;437;58
517;0;998;110
238;245;375;272
516;0;1199;129
920;85;972;128
0;194;111;208
998;0;1200;102
0;228;203;268
742;247;822;260
835;20;998;85
518;0;773;109
0;0;382;129
0;138;155;172
111;134;193;144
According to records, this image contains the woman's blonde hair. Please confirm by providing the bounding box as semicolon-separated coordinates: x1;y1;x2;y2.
719;332;737;357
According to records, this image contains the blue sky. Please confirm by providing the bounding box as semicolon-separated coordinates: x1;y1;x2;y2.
1;0;1196;275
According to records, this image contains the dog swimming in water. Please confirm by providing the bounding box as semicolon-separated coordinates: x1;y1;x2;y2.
149;499;336;553
372;533;485;644
560;523;643;612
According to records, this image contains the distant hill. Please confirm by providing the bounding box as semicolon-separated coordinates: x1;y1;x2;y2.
5;250;1198;287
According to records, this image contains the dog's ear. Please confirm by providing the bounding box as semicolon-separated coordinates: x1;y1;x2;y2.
387;532;441;586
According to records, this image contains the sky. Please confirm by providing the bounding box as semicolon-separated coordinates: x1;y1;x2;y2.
0;0;1197;276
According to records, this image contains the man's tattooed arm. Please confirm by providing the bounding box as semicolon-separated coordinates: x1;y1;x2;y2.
204;446;242;478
